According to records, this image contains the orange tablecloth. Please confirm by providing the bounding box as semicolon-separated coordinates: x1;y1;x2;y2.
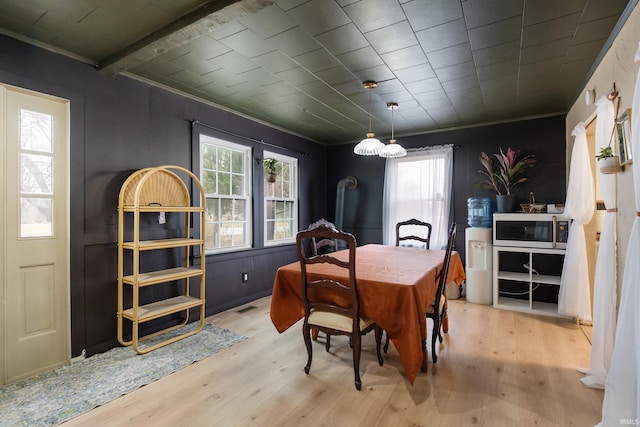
270;244;466;384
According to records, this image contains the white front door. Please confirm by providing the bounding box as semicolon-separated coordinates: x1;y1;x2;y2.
0;84;70;384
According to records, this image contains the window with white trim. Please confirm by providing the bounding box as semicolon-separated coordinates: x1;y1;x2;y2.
200;135;252;253
264;151;297;245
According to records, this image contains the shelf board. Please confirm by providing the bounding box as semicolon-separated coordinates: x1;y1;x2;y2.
122;238;204;250
494;296;570;318
497;272;561;285
122;267;204;286
121;205;203;213
122;295;203;322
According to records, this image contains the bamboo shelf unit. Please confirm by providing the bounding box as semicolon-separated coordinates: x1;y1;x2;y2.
117;165;206;354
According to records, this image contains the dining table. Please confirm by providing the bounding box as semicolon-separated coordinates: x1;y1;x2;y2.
269;243;466;384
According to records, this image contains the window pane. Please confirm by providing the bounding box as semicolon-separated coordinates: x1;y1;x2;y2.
21;153;53;194
218;172;231;195
266;200;275;220
266;220;274;241
232;223;244;245
283;163;289;180
219;148;231;172
21;197;53;237
202;144;216;169
233;199;245;221
282;179;290;198
220;198;233;221
205;222;219;249
203;170;216;194
232;151;243;173
231;174;243;196
206;198;219;221
20;109;52;152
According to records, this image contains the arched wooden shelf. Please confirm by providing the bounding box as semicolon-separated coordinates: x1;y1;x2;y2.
117;165;206;354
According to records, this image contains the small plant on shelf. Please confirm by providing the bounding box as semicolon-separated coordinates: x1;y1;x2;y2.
596;146;614;160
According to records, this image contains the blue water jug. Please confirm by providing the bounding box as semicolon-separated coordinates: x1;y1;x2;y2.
467;197;492;228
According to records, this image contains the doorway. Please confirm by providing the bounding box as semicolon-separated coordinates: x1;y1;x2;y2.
0;84;70;384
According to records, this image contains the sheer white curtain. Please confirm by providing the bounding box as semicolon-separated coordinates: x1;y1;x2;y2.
382;145;453;250
579;96;617;389
558;123;594;322
599;42;640;425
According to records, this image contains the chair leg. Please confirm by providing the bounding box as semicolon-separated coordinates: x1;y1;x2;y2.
442;297;449;334
383;331;390;353
325;333;331;352
431;317;439;363
352;333;362;390
375;327;384;366
438;312;444;343
303;323;313;374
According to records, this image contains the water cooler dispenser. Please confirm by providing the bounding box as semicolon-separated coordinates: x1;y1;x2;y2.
466;198;493;304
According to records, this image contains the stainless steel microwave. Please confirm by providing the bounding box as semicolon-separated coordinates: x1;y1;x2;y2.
493;213;570;249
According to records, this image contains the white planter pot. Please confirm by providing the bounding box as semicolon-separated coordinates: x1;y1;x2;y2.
599;156;622;174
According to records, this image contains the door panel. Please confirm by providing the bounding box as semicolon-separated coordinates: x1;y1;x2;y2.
2;85;70;384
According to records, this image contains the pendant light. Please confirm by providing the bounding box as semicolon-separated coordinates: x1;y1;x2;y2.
354;80;385;156
379;102;407;158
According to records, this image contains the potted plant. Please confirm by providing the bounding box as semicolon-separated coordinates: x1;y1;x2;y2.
477;147;536;212
596;146;622;174
263;158;278;183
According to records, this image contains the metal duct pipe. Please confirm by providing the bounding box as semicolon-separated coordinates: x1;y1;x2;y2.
335;176;357;231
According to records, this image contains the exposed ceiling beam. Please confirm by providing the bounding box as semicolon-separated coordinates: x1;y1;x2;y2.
99;0;274;73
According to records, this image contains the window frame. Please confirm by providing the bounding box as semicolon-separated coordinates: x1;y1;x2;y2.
263;150;298;247
199;133;253;255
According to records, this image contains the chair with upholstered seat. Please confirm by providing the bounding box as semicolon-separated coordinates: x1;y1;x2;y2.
426;222;456;363
396;218;432;249
384;218;433;353
308;218;339;255
296;223;383;390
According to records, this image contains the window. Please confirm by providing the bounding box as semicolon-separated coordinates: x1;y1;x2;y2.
200;135;252;253
264;151;298;245
382;145;453;249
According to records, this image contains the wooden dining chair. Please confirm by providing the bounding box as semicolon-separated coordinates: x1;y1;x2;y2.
309;218;339;255
396;218;432;249
384;218;433;353
296;224;383;390
426;222;457;363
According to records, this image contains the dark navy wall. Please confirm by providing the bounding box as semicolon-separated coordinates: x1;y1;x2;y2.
0;35;326;357
325;115;567;261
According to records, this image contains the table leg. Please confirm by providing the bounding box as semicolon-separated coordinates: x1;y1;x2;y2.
442;297;449;334
420;318;428;372
312;328;319;341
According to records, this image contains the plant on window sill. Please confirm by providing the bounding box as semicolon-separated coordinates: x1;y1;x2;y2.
263;158;278;183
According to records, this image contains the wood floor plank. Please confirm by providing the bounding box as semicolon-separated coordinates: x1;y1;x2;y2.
60;297;603;427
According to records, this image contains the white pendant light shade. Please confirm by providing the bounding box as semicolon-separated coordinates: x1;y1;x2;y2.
354;80;384;156
379;102;407;158
379;139;407;158
354;132;385;155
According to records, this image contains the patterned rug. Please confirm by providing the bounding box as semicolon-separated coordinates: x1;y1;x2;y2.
0;322;245;427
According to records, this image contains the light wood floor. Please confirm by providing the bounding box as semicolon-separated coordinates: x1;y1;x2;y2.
61;297;603;427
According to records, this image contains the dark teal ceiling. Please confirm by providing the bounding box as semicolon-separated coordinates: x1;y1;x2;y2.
0;0;634;144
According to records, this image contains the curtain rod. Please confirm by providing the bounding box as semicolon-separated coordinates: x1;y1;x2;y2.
191;120;308;156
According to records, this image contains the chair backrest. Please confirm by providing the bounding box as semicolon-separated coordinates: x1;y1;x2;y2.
433;222;457;310
296;224;360;326
309;218;339;255
396;218;432;249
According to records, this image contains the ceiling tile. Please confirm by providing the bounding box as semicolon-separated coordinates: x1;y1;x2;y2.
394;63;437;84
344;0;406;33
521;38;571;65
365;20;418;55
185;35;231;60
403;0;463;31
468;16;521;51
353;64;395;84
219;28;275;58
296;80;336;97
434;61;476;82
209;51;257;74
476;59;518;81
262;81;300;97
441;75;480;93
462;0;523;29
266;26;322;57
405;78;443;94
293;48;341;72
287;0;351;36
238;4;296;38
578;0;628;22
251;50;299;73
415;19;468;53
380;45;428;70
169;53;219;76
572;15;620;45
566;39;603;62
427;43;473;69
522;13;580;48
472;40;519;66
315;23;369;56
315;65;357;85
522;0;586;26
238;67;282;86
337;46;385;72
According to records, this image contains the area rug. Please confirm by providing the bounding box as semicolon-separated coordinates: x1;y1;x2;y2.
0;322;245;427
